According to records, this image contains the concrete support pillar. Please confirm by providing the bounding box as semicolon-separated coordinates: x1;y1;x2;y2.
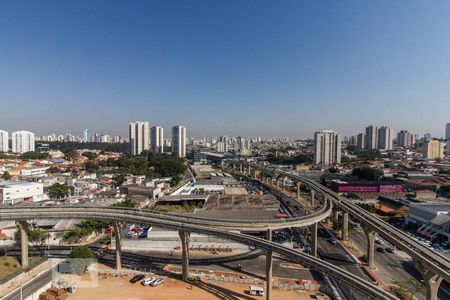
296;182;301;199
311;222;318;257
266;249;273;300
248;166;251;175
16;221;29;269
365;229;376;269
179;231;190;281
239;164;243;173
266;228;273;300
112;222;122;270
310;190;316;206
334;210;339;221
415;262;443;300
266;228;272;242
342;212;349;241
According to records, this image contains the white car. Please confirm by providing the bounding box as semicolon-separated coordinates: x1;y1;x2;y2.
375;238;384;245
151;278;165;287
141;278;155;286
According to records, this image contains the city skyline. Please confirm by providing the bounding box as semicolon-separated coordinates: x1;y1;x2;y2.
1;1;450;137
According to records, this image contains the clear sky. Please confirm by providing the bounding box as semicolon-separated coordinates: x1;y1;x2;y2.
1;1;450;138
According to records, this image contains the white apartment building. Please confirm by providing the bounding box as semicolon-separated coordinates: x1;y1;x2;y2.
314;130;341;165
235;136;251;156
422;140;445;159
129;121;150;155
0;181;45;205
172;125;186;158
377;126;394;150
83;129;90;143
0;130;8;152
364;125;378;150
151;126;164;153
11;130;35;153
20;166;50;177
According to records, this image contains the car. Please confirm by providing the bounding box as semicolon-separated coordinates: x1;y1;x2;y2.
376;247;386;253
386;247;397;253
129;274;145;284
151;278;165;287
141;277;155;286
327;238;338;245
375;239;384;245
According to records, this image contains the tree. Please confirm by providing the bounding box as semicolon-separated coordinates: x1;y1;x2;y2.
341;156;353;163
392;279;426;300
69;246;94;275
82;152;98;160
47;183;69;199
352;166;383;181
22;151;49;160
84;161;99;173
2;171;12;180
65;150;80;161
28;228;47;245
328;167;339;173
114;174;126;186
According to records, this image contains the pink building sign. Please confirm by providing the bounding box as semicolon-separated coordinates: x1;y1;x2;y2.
379;185;403;193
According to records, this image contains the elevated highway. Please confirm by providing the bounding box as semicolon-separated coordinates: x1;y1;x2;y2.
233;161;450;300
0;206;396;300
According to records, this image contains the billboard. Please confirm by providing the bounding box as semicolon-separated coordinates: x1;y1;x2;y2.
379;184;403;193
337;185;378;192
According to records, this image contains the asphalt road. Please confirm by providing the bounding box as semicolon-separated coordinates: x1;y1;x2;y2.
0;246;314;282
316;226;369;300
349;227;450;300
2;269;52;300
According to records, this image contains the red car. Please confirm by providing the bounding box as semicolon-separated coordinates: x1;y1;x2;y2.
274;213;288;219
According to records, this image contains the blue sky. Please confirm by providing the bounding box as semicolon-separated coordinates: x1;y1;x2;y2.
1;1;450;138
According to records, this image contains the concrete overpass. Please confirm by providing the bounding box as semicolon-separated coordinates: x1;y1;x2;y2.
0;206;396;300
232;160;450;300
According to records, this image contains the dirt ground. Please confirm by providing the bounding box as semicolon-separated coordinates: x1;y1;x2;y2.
66;274;325;300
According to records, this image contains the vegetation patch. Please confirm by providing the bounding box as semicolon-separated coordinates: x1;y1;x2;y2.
153;203;197;213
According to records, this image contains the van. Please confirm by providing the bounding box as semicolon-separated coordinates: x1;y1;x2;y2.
248;286;264;296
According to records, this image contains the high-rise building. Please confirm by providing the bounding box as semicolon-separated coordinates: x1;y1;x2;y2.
397;130;412;148
216;136;229;153
11;130;35;153
83;129;90;143
151;126;164;153
364;125;378;150
410;134;416;148
422;140;444;159
446;123;450;140
236;136;251;156
377;126;394;150
313;130;341;165
356;133;365;150
0;130;8;152
171;125;186;158
129;121;150;155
